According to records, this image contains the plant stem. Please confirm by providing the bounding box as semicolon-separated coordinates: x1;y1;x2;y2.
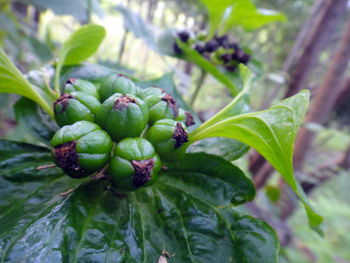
118;30;129;63
54;60;62;95
190;69;207;106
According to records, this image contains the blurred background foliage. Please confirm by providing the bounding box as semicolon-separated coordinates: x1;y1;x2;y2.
0;0;349;262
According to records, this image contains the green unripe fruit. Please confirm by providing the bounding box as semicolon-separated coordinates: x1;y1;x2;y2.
53;92;101;127
175;108;195;127
138;87;179;125
51;121;113;178
63;78;99;99
109;138;161;191
147;119;189;162
99;74;138;102
97;93;149;141
137;87;164;107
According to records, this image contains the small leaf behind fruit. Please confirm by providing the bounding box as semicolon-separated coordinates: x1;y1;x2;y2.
0;48;53;116
54;24;106;93
14;98;58;146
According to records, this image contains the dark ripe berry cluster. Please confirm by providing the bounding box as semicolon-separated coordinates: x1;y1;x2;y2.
174;30;250;72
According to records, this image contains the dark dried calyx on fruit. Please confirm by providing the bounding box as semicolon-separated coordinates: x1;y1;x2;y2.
54;94;74;113
53;92;101;127
108;138;161;191
138;87;179;125
176;108;195;127
53;141;83;176
173;122;189;148
161;93;179;117
96;93;149;141
146;119;189;162
184;112;195;127
113;95;136;110
51;121;113;178
131;159;155;187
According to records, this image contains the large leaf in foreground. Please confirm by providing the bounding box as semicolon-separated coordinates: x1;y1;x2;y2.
0;141;277;262
190;90;323;228
14;98;58;146
0;48;53;116
189;138;249;161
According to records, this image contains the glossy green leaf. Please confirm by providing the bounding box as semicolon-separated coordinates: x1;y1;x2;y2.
61;63;122;84
187;65;252;160
189;138;249;161
198;64;252;131
199;0;286;37
0;142;278;262
219;207;280;263
14;98;58;146
160;153;255;206
54;24;106;93
190;90;323;228
0;48;53;117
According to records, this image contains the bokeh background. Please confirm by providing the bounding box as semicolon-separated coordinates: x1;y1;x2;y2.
0;1;349;262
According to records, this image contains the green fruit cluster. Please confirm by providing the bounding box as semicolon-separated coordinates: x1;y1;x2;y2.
51;75;195;192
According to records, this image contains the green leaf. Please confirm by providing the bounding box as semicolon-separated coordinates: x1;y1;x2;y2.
199;0;234;37
189;138;249;161
136;72;201;130
0;141;278;262
198;64;252;131
199;0;286;37
0;48;53;117
54;24;106;93
160;153;255;206
14;97;58;146
61;63;118;84
219;207;280;263
190;90;323;228
223;3;287;32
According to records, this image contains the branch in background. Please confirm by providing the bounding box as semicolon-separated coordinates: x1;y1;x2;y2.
118;30;129;63
190;69;207;106
253;162;275;190
283;0;347;98
294;18;350;171
260;0;324;109
302;144;350;193
334;76;350;111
